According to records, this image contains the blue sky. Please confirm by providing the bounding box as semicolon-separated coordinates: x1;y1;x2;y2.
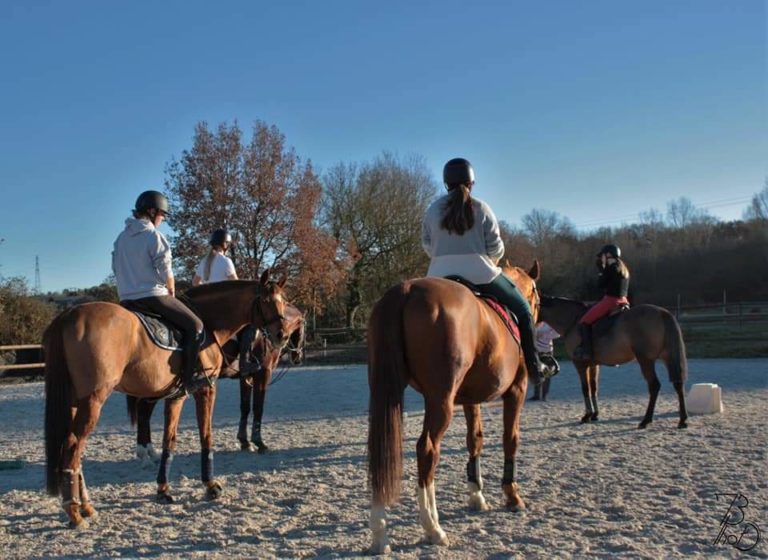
1;0;765;291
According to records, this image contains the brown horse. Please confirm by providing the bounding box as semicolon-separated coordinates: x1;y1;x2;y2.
129;303;306;459
367;262;540;553
538;295;688;429
43;271;290;528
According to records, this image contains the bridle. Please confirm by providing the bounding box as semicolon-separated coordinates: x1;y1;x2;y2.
250;285;287;345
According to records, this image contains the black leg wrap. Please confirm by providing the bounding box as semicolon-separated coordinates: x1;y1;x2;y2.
467;456;483;490
201;448;214;483
157;449;173;485
502;459;515;485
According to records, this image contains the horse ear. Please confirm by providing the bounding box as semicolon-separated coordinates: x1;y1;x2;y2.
259;268;271;285
278;275;287;289
528;259;541;281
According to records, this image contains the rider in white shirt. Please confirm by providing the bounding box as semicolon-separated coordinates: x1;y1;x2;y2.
192;229;237;286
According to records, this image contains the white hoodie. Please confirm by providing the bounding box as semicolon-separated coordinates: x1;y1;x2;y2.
112;217;173;300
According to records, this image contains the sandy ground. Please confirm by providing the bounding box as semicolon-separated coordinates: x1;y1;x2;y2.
0;359;766;559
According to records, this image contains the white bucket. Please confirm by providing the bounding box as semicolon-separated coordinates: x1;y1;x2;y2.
687;383;724;415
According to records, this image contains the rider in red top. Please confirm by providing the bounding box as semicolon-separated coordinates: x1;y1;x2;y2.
573;244;630;360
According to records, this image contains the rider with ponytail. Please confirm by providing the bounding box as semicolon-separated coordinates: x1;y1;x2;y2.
192;229;237;286
573;244;630;360
422;158;544;380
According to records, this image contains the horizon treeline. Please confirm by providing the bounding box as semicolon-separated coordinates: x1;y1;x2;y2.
5;120;767;342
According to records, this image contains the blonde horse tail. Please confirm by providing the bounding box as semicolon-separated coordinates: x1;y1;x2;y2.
367;282;411;507
663;311;688;383
44;313;73;496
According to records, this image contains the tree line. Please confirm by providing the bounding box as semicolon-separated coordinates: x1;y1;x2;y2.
2;119;767;347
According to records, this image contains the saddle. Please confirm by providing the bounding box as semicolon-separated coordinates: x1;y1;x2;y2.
591;303;631;338
445;276;521;344
128;309;209;352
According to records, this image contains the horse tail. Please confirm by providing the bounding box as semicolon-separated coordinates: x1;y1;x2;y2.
367;282;410;507
126;395;139;426
663;311;688;383
43;312;73;496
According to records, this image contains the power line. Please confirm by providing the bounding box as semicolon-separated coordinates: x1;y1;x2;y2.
574;194;754;229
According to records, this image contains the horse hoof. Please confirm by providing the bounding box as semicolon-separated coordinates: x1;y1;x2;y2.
590;414;599;421
580;415;592;424
254;443;269;454
369;541;391;555
468;495;490;512
156;491;174;504
678;421;688;429
426;529;449;546
80;503;97;518
506;498;527;511
68;517;88;530
205;481;223;500
637;422;649;430
240;441;256;452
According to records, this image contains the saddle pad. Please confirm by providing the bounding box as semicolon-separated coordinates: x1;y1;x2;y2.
133;312;208;352
444;276;521;345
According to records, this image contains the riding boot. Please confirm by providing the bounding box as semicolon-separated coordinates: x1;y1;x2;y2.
525;351;545;386
182;332;209;394
573;323;593;361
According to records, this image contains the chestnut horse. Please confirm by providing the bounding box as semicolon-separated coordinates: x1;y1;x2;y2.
367;262;540;553
129;303;305;459
538;295;688;429
43;271;290;528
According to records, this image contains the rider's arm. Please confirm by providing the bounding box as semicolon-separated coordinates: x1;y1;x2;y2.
225;257;238;280
167;274;175;297
481;201;504;263
192;274;203;287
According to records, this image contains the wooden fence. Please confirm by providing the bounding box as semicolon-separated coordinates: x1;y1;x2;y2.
2;301;766;375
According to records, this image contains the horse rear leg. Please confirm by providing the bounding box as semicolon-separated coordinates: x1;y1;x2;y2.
136;399;160;461
673;381;688;429
61;391;110;528
194;384;222;500
501;381;526;510
638;357;661;429
462;404;489;511
416;397;454;546
588;365;600;421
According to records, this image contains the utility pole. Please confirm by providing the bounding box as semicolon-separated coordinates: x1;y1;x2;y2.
34;255;41;294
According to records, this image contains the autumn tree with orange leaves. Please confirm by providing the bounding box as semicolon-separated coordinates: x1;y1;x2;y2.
165;120;342;315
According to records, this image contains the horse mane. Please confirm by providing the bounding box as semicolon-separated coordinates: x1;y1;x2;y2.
185;279;262;299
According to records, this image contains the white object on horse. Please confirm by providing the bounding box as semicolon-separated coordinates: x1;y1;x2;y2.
687;383;724;415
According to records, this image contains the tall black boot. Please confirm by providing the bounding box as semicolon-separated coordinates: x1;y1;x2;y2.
573;323;593;361
182;333;208;394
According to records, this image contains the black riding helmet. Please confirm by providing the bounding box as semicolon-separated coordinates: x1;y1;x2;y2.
597;244;621;258
210;228;232;247
135;190;170;215
443;158;475;189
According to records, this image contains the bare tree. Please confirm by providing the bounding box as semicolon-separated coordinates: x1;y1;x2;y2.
321;152;437;327
743;178;768;221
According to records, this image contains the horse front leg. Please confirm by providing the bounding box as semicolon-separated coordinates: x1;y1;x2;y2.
237;378;255;451
194;384;222;500
462;404;489;511
588;365;600;421
136;399;160;462
250;365;272;454
575;363;594;423
416;396;454;546
637;358;661;429
156;397;184;503
501;380;526;510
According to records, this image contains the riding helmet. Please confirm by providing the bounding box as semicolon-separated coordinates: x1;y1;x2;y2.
598;244;621;258
135;190;170;215
443;158;475;188
210;228;232;247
